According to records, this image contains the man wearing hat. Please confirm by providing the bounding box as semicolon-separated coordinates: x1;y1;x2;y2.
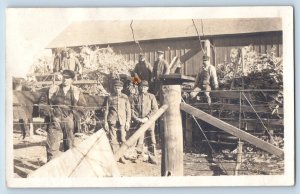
133;53;153;84
191;55;219;105
152;51;170;96
104;80;131;164
131;80;159;164
39;69;87;161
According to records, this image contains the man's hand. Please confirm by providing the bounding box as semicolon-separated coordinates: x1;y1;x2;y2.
125;122;130;131
141;117;149;123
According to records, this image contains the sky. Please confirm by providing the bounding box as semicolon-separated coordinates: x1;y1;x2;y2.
6;9;122;77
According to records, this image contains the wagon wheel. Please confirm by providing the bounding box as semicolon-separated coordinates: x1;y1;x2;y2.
80;110;96;134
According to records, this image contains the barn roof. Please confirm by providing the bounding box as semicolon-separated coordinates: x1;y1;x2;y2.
47;18;282;48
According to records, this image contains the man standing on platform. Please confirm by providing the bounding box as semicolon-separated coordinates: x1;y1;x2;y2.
104;80;131;164
131;80;159;164
190;55;219;105
152;51;170;96
61;49;83;76
39;70;86;162
133;53;153;84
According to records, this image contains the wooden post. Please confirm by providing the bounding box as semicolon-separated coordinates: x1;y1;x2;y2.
204;40;211;62
159;74;195;176
234;141;244;175
161;84;183;176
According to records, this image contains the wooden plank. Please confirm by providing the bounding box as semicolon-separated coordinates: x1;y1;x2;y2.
180;103;284;158
28;130;120;177
218;118;284;126
115;105;168;161
192;102;283;114
209;90;252;99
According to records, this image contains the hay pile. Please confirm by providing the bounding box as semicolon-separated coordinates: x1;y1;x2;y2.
216;45;283;107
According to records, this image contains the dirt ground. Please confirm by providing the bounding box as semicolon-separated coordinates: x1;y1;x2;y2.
13;130;284;178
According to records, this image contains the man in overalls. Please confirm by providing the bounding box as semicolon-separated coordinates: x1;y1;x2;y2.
191;55;219;105
39;70;86;162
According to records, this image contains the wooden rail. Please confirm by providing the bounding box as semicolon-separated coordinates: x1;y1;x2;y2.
180;103;284;158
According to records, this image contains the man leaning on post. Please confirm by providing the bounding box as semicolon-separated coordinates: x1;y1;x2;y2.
104;80;131;164
39;70;86;162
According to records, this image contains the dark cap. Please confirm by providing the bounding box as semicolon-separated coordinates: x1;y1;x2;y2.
139;80;149;87
113;80;124;87
203;55;210;61
156;51;164;55
62;70;75;79
139;53;145;57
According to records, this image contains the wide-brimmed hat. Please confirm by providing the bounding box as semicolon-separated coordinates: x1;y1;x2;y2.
156;51;164;55
62;70;75;79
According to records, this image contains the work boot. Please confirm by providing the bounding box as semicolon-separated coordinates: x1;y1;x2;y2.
118;156;127;164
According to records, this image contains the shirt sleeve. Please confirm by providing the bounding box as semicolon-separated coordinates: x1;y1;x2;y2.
146;94;159;119
131;97;139;121
163;60;170;75
125;97;131;123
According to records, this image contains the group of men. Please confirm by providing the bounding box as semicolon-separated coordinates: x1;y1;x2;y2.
40;50;218;165
53;49;83;74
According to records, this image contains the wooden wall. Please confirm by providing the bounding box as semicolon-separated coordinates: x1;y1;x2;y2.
105;31;282;76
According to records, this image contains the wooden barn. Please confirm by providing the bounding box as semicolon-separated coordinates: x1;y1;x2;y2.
47;18;282;76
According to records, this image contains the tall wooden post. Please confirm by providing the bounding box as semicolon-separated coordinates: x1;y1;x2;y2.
160;74;195;176
161;84;183;176
204;39;211;62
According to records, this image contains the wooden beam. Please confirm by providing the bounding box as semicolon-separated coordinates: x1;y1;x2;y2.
179;41;201;64
180;103;284;158
114;105;168;161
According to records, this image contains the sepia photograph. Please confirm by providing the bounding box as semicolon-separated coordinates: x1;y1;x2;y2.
6;7;294;187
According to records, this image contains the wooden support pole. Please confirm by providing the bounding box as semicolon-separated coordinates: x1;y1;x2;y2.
234;141;244;175
204;40;211;62
180;103;284;158
161;84;184;176
114;105;168;161
185;114;193;147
